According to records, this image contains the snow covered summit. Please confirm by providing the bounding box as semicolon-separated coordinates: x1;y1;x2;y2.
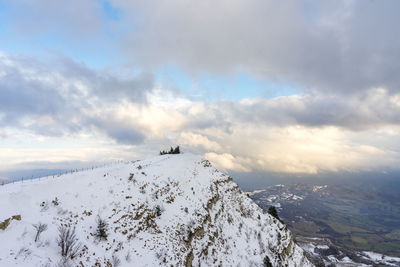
0;153;312;266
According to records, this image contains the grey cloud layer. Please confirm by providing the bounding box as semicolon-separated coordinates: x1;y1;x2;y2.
173;89;400;135
114;0;400;94
215;91;400;131
5;0;400;95
7;0;105;38
0;53;152;143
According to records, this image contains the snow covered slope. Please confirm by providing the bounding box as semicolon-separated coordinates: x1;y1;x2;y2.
0;154;312;266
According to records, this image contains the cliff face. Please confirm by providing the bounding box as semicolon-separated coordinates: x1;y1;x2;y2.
0;154;312;266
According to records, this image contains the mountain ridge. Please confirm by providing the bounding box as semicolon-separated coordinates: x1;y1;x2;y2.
0;153;312;266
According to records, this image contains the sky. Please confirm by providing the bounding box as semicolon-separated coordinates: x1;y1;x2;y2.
1;0;400;180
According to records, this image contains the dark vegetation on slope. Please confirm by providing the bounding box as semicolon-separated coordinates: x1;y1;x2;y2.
160;146;181;155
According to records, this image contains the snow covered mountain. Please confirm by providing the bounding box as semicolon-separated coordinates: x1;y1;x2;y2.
0;154;312;266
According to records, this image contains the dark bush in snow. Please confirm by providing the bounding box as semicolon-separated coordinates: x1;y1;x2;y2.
263;255;272;267
267;206;283;223
52;197;60;206
154;205;162;216
95;216;108;241
159;146;180;155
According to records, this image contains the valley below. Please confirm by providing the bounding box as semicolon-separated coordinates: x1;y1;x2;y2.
249;183;400;266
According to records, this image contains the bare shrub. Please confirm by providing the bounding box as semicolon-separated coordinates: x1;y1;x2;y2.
112;255;121;267
33;222;48;242
57;225;81;260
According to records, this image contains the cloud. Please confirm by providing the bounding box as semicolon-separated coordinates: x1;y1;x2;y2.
112;0;400;94
205;152;251;172
0;55;65;120
179;132;222;151
4;1;400;95
2;1;400;175
184;123;400;174
4;0;105;39
0;52;153;142
4;0;399;96
88;115;145;145
2;53;400;174
131;90;400;174
2;71;400;174
210;125;397;174
222;88;400;131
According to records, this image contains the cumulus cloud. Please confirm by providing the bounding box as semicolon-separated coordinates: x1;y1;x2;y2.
126;90;400;174
179;132;222;152
204;125;398;174
0;52;153;142
205;152;251;172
